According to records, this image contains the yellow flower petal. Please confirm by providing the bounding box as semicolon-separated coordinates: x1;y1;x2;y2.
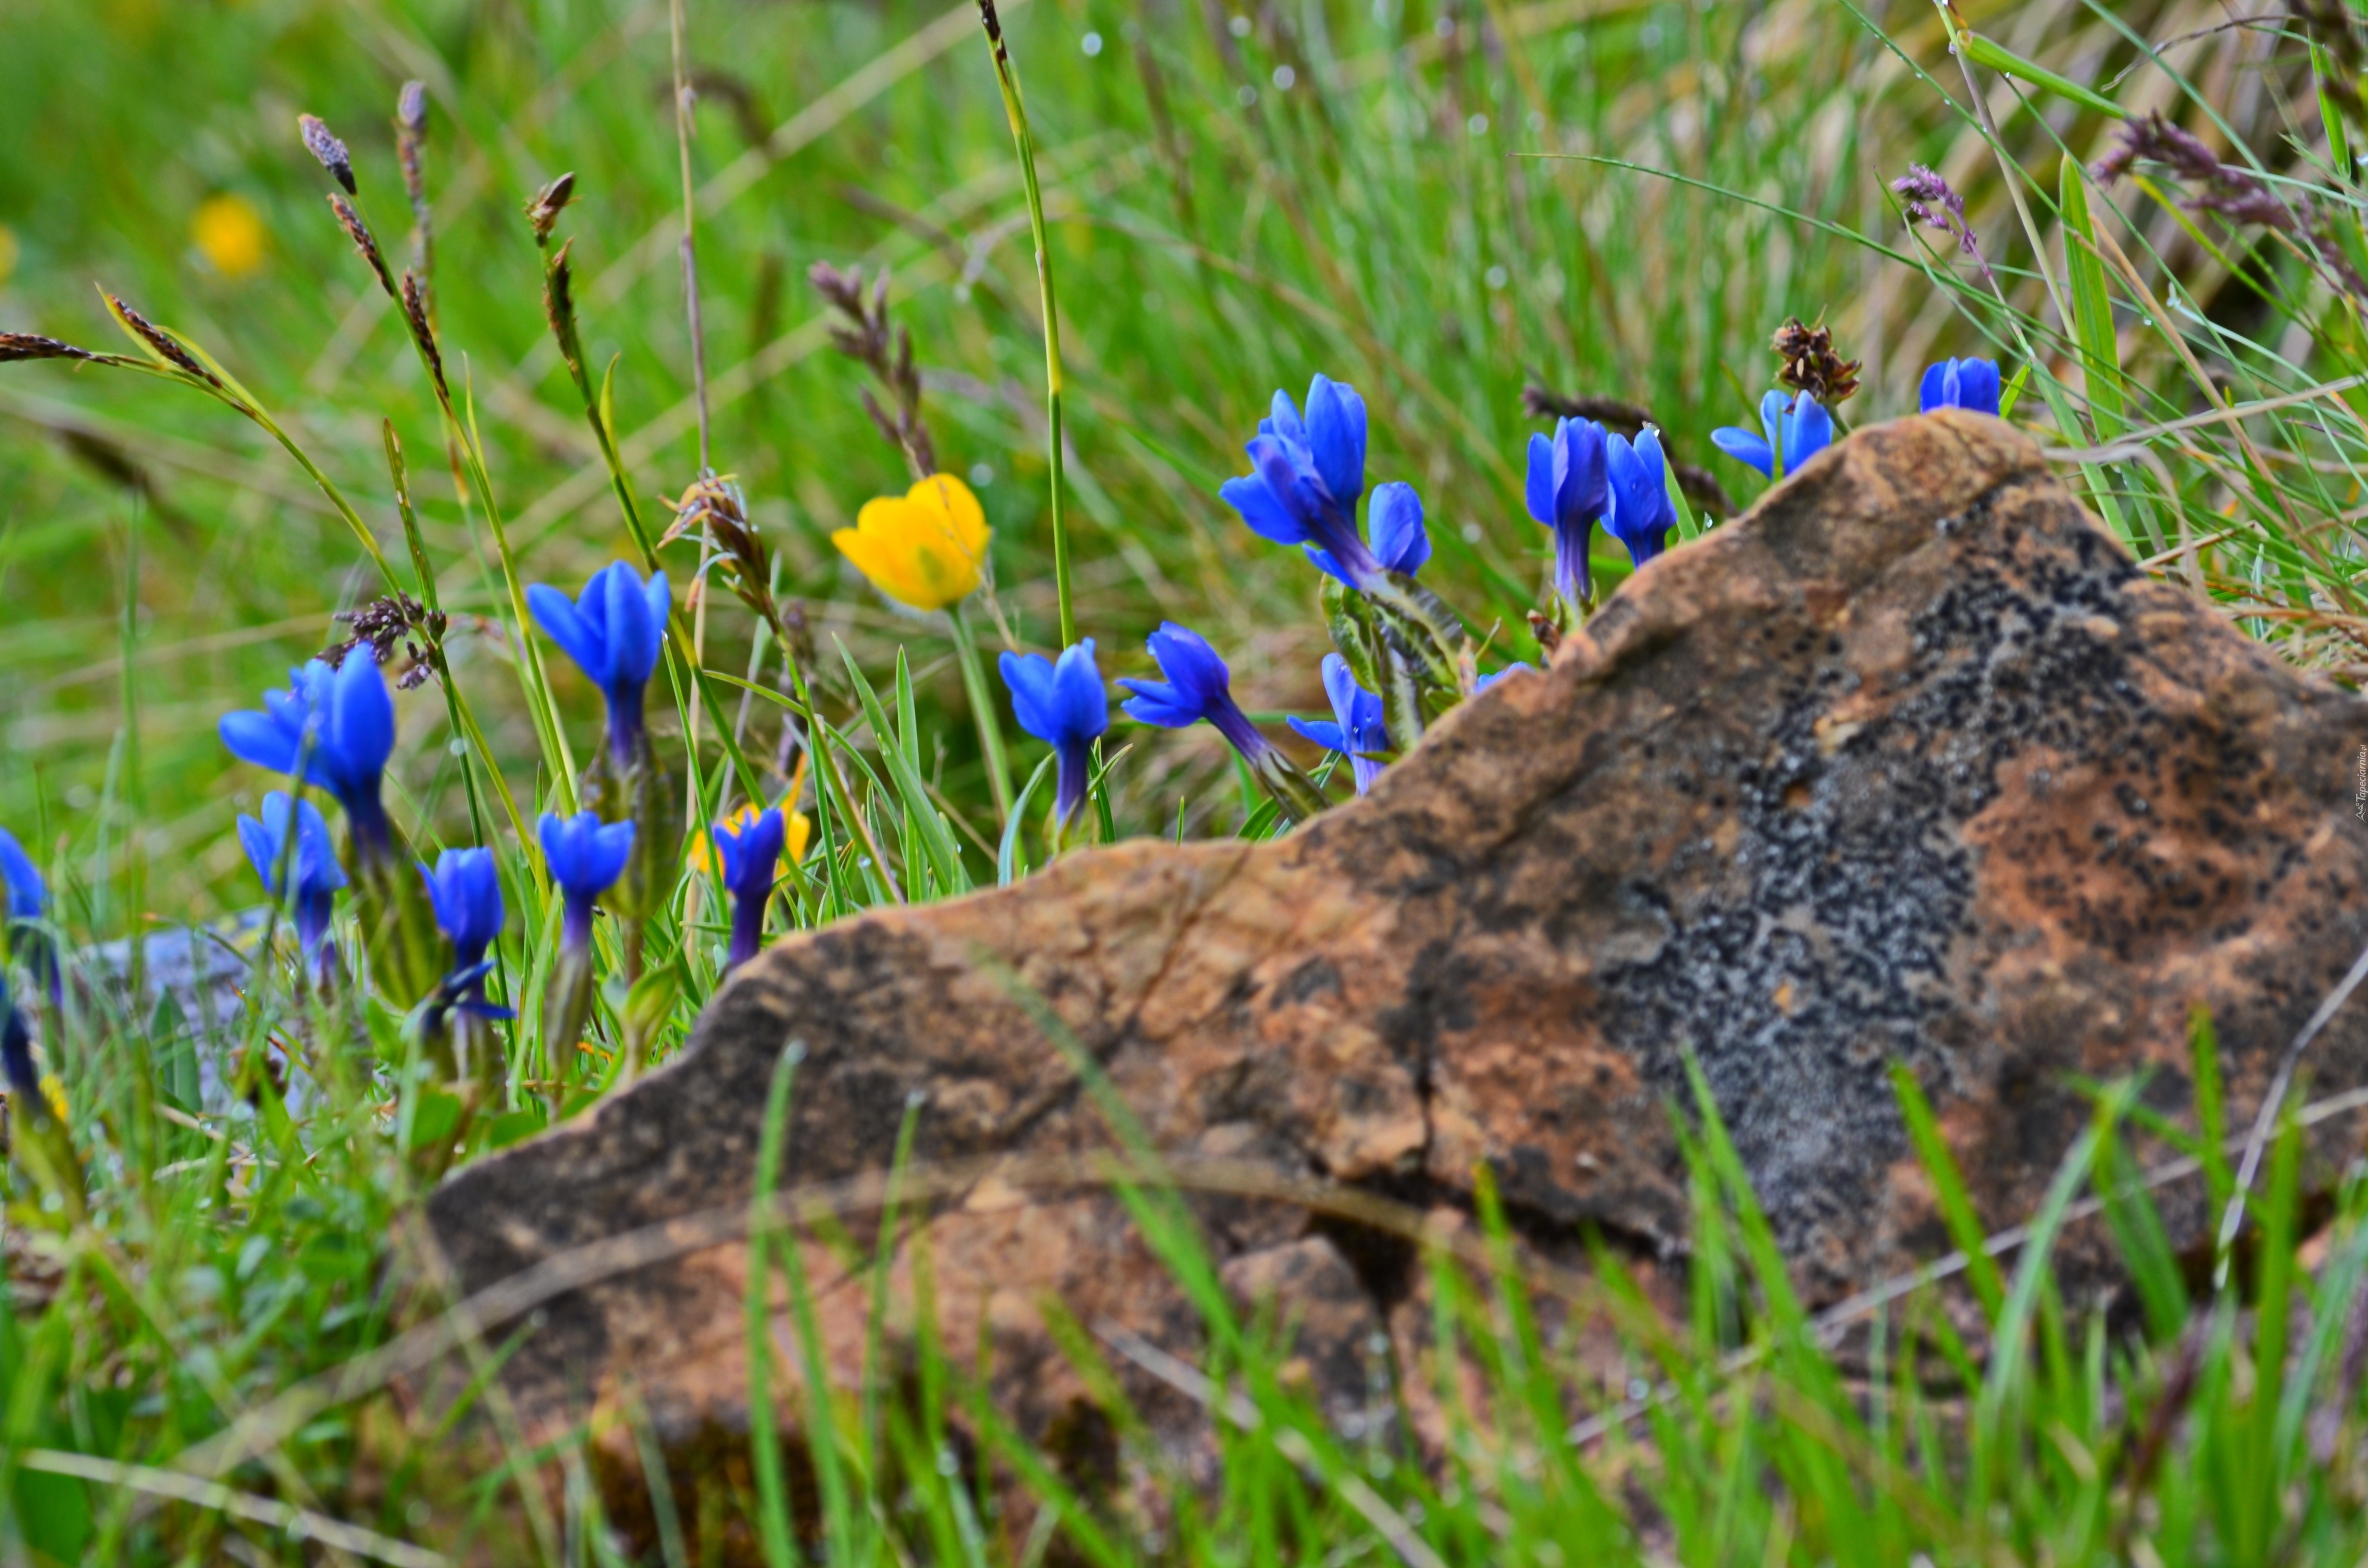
192;193;268;280
833;474;989;612
38;1072;67;1122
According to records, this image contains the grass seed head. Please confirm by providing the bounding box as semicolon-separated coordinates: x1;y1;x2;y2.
0;333;98;365
525;172;577;247
543;239;584;377
398;270;445;397
102;293;220;386
298;112;356;194
327;194;395;298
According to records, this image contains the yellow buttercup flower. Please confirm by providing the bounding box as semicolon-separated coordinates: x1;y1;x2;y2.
192;193;268;280
831;474;989;612
691;799;812;875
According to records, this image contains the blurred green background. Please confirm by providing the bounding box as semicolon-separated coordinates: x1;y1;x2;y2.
0;0;2230;923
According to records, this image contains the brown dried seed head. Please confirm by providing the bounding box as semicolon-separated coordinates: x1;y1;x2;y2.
103;294;220;386
0;333;98;365
327;194;396;298
525;172;577;246
543;240;583;373
1770;317;1862;405
298;113;356;194
399;270;445;393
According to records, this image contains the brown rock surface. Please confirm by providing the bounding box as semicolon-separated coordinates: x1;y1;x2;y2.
426;409;2368;1469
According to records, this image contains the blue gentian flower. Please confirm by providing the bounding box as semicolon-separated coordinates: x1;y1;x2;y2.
0;828;43;923
0;975;32;1099
1525;416;1610;605
237;792;346;975
1287;654;1388;796
538;811;634;953
219;650;398;856
1475;663;1537;693
999;639;1110;828
425;847;505;970
420;958;517;1040
1220;375;1397;591
1306;481;1430;589
1603;429;1677;568
1119;623;1272;764
1711;390;1834;480
527;562;672;764
712;807;786;973
1919;357;2002;417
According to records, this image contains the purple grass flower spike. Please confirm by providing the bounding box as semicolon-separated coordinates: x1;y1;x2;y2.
238;792;347;978
712;807;787;973
1525;416;1610;605
1220;374;1394;591
1603;429;1677;568
1920;357;2003;417
1120;622;1271;764
1287;654;1388;795
1893;164;1991;282
538;811;634;954
1711;390;1833;481
1000;639;1110;828
425;847;505;970
219;649;398;859
527;561;672;766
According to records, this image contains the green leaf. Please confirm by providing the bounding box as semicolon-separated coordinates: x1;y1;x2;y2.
2059;155;2126;441
998;754;1057;886
836;637;972;897
1960;29;2125;121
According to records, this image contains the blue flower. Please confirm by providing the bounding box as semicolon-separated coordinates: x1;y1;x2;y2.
1475;662;1537;693
1306;481;1431;589
527;562;671;762
1220;375;1394;591
1119;622;1271;764
1000;639;1110;827
1919;357;2002;417
1603;429;1677;568
538;811;634;952
421;958;516;1038
0;976;31;1099
1711;390;1834;480
1525;416;1609;605
711;807;786;972
424;847;505;970
0;827;44;923
238;792;347;974
219;650;398;855
1287;654;1388;796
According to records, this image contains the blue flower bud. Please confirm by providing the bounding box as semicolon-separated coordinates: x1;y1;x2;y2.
1919;357;2002;416
1000;640;1110;827
1603;429;1678;569
711;807;786;973
538;811;634;953
424;847;505;970
1525;416;1609;606
238;792;347;979
527;561;671;766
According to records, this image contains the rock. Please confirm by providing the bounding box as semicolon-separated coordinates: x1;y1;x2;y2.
424;411;2368;1494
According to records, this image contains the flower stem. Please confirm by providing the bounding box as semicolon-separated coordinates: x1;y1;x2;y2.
976;0;1074;648
947;603;1016;824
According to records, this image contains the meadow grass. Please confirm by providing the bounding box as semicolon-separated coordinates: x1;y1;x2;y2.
7;0;2368;1560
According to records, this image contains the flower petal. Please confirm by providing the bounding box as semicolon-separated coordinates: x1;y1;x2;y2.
1221;474;1305;547
220;710;302;778
1304;374;1366;507
1368;482;1429;577
1287;715;1347;750
1709;427;1775;477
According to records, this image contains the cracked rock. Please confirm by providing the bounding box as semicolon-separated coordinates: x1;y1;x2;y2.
426;411;2368;1504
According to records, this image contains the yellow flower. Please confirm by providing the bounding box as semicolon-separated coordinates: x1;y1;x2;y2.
831;474;989;612
0;225;18;290
690;799;812;875
38;1073;67;1122
192;193;268;280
